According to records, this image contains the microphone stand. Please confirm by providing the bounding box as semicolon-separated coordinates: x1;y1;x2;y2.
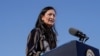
78;34;89;43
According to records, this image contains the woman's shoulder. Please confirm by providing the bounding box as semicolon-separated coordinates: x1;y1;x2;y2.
31;27;41;33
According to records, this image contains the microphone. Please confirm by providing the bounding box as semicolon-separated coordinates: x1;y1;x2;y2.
69;27;89;42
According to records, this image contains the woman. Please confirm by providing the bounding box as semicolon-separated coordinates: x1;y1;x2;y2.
26;6;58;56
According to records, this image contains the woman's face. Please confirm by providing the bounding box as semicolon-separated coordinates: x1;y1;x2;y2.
42;9;56;26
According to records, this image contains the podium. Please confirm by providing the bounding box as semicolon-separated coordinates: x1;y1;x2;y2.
42;40;99;56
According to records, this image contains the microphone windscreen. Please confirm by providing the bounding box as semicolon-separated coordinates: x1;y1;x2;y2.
69;28;78;36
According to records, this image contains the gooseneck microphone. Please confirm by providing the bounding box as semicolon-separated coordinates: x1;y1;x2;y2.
69;27;89;43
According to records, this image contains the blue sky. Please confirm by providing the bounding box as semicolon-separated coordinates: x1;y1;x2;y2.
0;0;100;56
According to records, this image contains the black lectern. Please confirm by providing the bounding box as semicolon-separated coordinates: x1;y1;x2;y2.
42;40;99;56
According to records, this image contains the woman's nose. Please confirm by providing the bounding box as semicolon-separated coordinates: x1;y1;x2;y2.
50;15;55;19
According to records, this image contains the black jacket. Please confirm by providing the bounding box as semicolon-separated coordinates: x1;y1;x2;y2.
26;28;56;56
26;28;43;56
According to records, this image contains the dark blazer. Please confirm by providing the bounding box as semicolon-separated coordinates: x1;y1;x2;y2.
26;28;56;56
26;28;43;56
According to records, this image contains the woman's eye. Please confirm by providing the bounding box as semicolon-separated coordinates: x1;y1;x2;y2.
48;13;55;17
48;13;52;16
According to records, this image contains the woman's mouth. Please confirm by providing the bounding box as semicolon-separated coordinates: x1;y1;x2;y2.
48;18;55;23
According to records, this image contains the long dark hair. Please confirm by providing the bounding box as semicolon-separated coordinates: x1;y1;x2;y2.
35;6;58;49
